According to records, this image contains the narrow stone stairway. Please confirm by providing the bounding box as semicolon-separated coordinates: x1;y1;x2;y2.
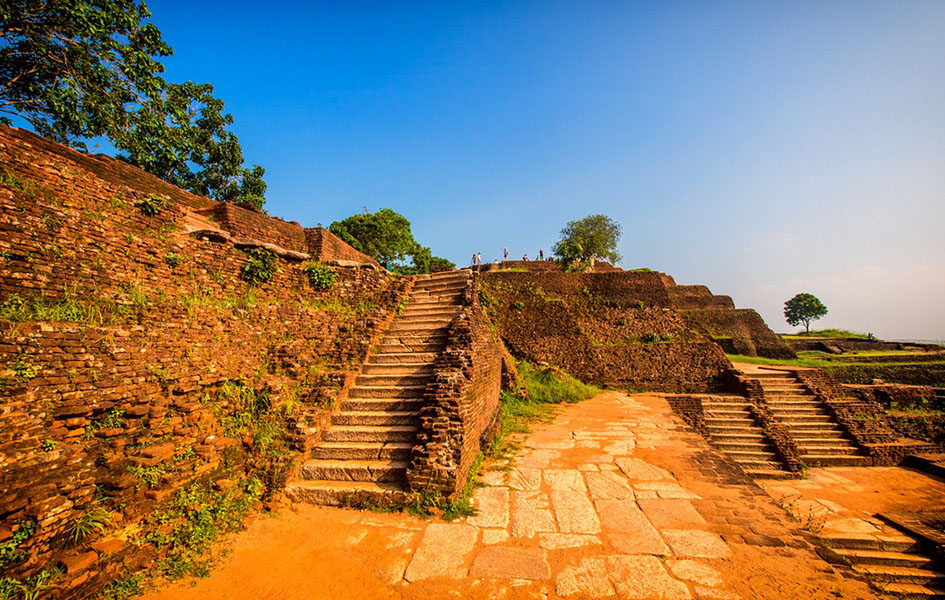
702;397;791;479
822;525;945;599
754;371;868;467
286;270;469;505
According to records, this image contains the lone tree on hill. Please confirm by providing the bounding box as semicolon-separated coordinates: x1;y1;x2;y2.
329;208;453;273
784;293;828;334
553;214;622;266
0;0;267;209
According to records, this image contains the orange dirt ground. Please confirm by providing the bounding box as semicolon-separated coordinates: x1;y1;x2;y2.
140;392;943;600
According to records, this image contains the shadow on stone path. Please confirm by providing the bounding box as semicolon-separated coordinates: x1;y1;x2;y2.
142;392;881;600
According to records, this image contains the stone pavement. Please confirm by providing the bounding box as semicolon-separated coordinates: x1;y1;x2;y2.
143;391;880;600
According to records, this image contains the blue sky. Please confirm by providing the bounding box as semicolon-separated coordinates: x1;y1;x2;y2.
134;2;944;339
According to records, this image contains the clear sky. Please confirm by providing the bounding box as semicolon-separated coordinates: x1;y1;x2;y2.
131;2;945;339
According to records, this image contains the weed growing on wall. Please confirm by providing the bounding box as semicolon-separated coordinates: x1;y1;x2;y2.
135;478;263;580
0;566;62;600
302;262;336;290
0;520;36;567
135;195;168;217
239;248;278;284
69;503;112;543
163;252;183;268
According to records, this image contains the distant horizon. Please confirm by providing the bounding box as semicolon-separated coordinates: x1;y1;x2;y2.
13;0;945;340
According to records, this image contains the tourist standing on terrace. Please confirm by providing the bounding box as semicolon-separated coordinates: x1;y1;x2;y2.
539;248;544;260
523;253;529;261
503;247;508;260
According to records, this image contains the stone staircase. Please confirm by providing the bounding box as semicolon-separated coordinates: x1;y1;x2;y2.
822;526;945;598
286;270;469;505
754;371;868;468
702;397;792;479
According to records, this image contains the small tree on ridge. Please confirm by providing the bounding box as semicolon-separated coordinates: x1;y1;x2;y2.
784;293;828;334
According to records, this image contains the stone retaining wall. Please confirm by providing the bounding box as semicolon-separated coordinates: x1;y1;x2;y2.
407;276;504;497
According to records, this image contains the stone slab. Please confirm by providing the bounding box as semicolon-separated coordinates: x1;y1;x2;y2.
663;529;732;559
538;533;602;550
585;471;635;500
557;555;690;599
469;546;550;580
638;498;708;529
511;491;557;538
404;523;478;581
551;490;601;534
544;469;587;492
616;458;674;482
468;486;510;529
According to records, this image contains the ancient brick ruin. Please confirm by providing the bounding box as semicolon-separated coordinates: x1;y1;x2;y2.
2;125;942;599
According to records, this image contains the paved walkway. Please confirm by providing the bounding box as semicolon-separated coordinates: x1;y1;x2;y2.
142;392;879;600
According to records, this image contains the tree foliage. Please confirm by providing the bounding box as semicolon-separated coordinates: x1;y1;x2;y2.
552;214;622;266
784;293;828;333
329;208;453;273
0;0;266;208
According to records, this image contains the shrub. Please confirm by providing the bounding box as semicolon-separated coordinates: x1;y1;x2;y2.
136;194;168;216
163;252;184;268
511;301;524;310
240;248;278;284
517;361;601;405
303;262;337;290
641;332;659;343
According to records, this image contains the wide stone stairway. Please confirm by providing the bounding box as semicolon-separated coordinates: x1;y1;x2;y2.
754;371;867;467
703;397;791;479
286;270;469;505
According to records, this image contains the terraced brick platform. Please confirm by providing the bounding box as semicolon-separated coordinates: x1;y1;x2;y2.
286;270;469;505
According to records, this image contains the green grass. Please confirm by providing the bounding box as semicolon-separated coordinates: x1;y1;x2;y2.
782;328;868;339
728;351;945;369
491;361;602;459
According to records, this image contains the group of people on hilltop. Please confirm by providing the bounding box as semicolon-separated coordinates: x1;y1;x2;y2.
470;247;547;265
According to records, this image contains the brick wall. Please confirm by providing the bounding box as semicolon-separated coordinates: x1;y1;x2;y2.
478;271;732;392
0;125;408;597
407;275;504;497
198;202;308;253
303;227;380;268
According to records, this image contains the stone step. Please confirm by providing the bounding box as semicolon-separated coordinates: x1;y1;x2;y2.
783;424;846;434
394;310;457;320
286;480;408;507
377;341;446;354
409;290;464;301
768;406;822;413
743;468;795;480
710;433;767;442
723;449;780;460
877;582;945;599
340;398;424;411
383;331;449;343
360;363;435;376
795;444;859;455
799;454;868;467
821;534;920;553
705;415;755;427
702;403;751;410
388;321;451;333
330;411;419;426
707;425;761;434
368;352;438;364
852;565;945;586
354;373;431;387
321;426;418;443
731;458;785;469
832;549;938;569
773;415;834;423
714;441;776;453
759;384;806;391
299;459;408;482
348;385;427;399
311;441;413;461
